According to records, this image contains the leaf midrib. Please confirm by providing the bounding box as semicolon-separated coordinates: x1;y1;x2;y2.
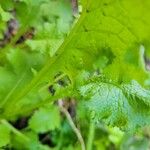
4;1;90;113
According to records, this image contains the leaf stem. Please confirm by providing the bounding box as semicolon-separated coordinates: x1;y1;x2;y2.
87;120;95;150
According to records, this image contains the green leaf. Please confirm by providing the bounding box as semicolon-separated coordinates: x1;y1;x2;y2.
79;77;150;129
108;127;124;145
120;135;149;150
0;5;12;21
19;0;150;96
0;48;46;109
0;0;73;118
0;124;10;147
26;38;63;57
29;105;60;133
11;131;51;150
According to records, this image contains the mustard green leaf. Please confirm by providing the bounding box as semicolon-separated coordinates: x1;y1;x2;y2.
79;77;150;129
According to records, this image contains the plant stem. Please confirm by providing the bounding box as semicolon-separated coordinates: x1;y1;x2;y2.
1;119;30;142
56;131;63;150
58;100;86;150
87;120;95;150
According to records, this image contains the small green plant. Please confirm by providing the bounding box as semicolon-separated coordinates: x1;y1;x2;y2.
0;0;150;149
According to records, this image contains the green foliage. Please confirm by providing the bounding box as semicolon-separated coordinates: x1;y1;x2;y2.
29;105;60;133
0;0;150;149
0;124;10;147
79;77;150;129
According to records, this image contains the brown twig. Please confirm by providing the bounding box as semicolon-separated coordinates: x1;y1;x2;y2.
58;99;86;150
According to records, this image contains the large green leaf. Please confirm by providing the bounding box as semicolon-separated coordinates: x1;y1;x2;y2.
0;0;150;130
